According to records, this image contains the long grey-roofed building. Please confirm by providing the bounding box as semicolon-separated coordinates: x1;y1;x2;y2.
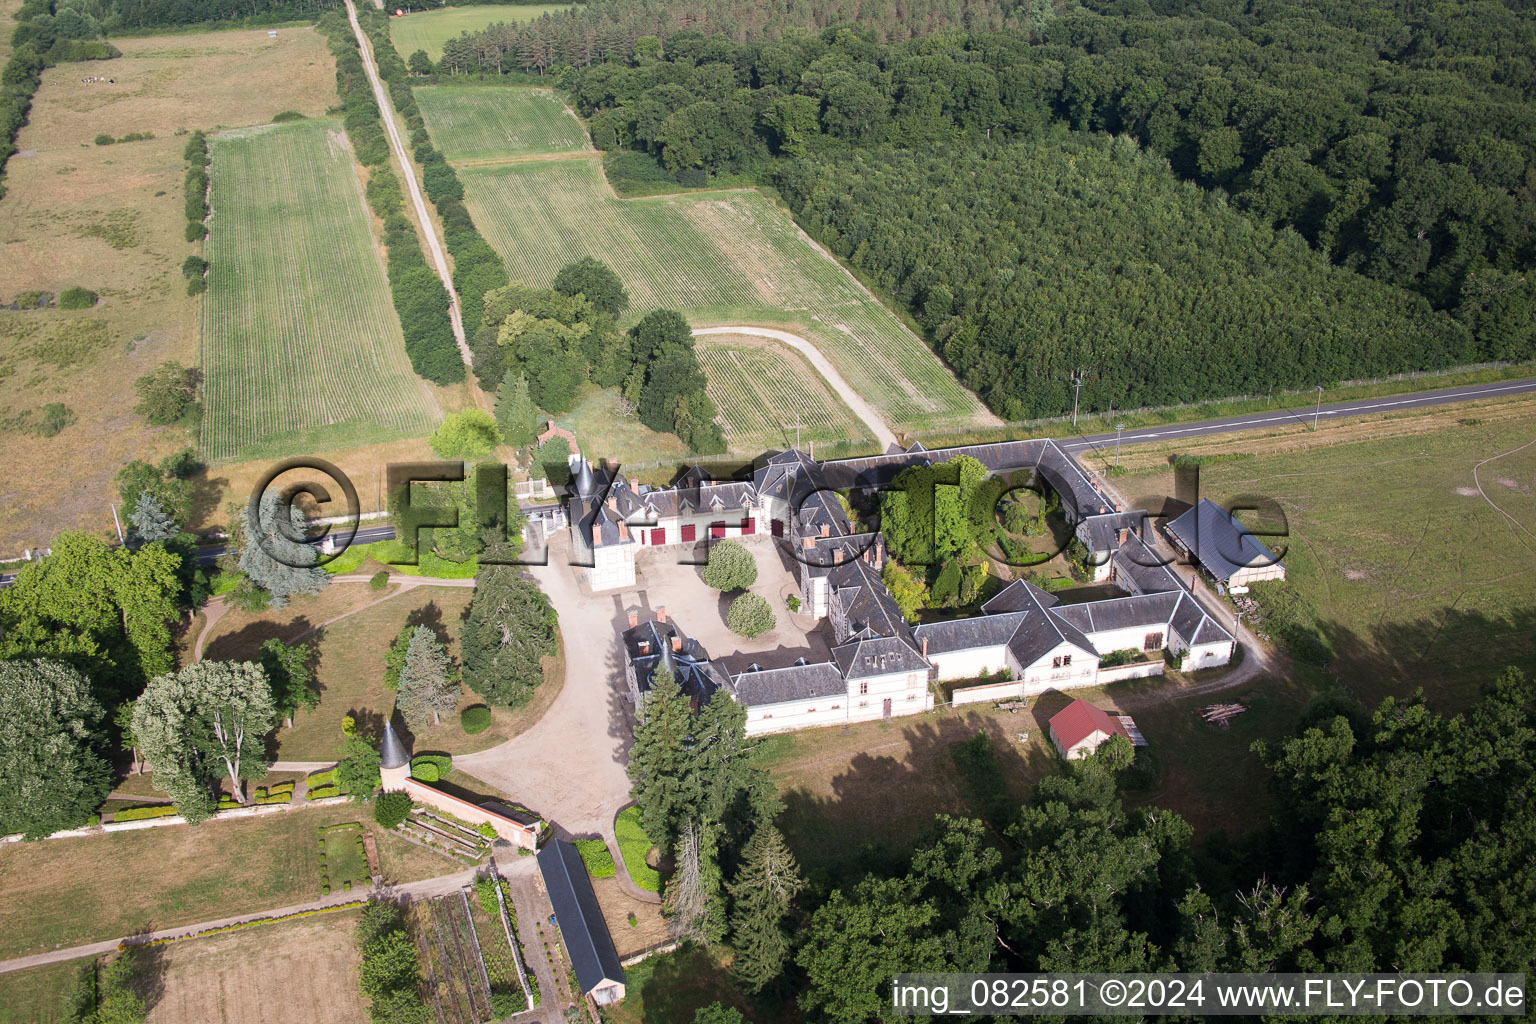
537;840;626;1006
1164;498;1287;588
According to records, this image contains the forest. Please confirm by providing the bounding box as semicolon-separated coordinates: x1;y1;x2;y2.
435;0;1536;417
626;659;1536;1022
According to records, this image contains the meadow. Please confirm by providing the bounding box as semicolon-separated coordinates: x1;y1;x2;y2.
0;27;336;551
697;334;870;452
415;86;588;162
458;154;992;434
199;119;441;463
389;4;573;61
1108;396;1536;709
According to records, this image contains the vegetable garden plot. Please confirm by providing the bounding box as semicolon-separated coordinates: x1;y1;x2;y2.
198;120;441;463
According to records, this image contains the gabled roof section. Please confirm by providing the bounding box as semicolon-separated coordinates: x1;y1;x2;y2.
732;662;845;706
537;841;625;995
914;611;1030;654
828;558;911;642
1165;499;1285;583
833;634;930;679
1110;531;1184;595
1049;698;1129;751
622;618;726;703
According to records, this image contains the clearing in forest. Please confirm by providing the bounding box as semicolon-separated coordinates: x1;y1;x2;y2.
198;119;440;463
415;86;589;163
458;155;991;434
697;335;870;452
390;4;574;62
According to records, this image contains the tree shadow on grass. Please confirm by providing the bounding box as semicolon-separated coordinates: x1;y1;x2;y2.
405;599;448;648
776;715;1044;893
203;616;314;664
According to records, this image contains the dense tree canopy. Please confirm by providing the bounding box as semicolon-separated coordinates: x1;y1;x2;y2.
459;566;557;707
0;659;112;839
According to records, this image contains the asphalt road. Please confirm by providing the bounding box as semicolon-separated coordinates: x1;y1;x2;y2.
2;376;1529;587
1057;376;1536;454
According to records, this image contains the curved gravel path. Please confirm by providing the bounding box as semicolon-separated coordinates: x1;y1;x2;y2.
693;326;899;452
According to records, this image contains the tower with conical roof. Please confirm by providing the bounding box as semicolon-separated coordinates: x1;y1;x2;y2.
574;457;597;500
379;715;410;791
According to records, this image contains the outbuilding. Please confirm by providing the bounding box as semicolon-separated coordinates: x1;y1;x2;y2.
1048;698;1133;760
537;840;626;1006
1164;498;1286;589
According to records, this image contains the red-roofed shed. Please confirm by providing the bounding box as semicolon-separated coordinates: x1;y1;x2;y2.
1048;698;1130;760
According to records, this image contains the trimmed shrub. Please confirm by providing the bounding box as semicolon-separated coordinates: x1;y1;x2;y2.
460;704;491;735
411;761;438;783
369;570;389;590
701;540;757;591
726;592;775;638
615;806;660;892
113;804;178;821
373;791;412;829
410;753;451;778
57;287;97;309
574;838;615;878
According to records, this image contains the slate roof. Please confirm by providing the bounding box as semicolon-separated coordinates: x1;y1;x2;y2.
1165;499;1285;583
828;558;912;643
1049;699;1129;751
1110;531;1185;595
380;717;408;769
622;619;727;703
833;634;930;679
1078;510;1148;553
1170;592;1234;647
732;662;845;706
914;611;1030;654
992;579;1100;667
1050;591;1182;636
537;841;625;995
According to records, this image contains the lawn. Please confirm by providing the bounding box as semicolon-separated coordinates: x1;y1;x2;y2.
0;803;444;960
606;945;772;1024
264;584;563;760
455;155;992;435
390;4;574;61
0;957;85;1024
0;27;337;552
319;822;370;894
548;383;691;465
1107;396;1536;711
414;86;588;162
199;119;442;463
697;334;874;453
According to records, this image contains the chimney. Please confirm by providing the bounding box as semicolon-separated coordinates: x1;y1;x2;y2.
833;548;843;564
656;606;667;624
671;634;682;652
627;609;638;629
1119;527;1128;544
801;535;813;550
921;636;928;657
820;523;830;538
617;521;628;540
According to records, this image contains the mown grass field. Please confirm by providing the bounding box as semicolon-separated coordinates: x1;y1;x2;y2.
199;119;441;462
0;803;446;960
697;334;870;452
1109;396;1536;710
459;156;991;434
415;85;588;162
389;4;573;61
0;27;337;550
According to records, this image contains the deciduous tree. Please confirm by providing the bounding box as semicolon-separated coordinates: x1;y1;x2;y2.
0;659;112;839
700;540;756;591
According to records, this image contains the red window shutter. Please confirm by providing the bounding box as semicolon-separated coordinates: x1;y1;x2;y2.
650;528;666;545
710;522;726;539
770;519;784;537
741;517;755;535
681;524;696;543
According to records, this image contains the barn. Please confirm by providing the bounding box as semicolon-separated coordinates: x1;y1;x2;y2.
1164;498;1286;589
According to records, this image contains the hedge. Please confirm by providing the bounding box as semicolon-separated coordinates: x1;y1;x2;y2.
574;838;615;878
112;804;178;822
127;899;368;949
461;704;491;734
614;806;660;892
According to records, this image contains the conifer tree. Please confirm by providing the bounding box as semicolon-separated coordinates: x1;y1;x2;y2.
238;492;328;608
728;822;805;992
627;662;693;850
495;370;540;447
128;491;177;546
395;625;458;728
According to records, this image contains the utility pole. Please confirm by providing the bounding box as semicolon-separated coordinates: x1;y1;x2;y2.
1115;422;1125;468
110;502;124;545
1069;369;1088;428
1313;385;1324;430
